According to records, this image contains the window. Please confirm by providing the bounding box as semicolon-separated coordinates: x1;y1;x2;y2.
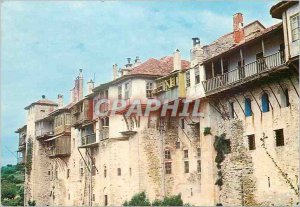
117;168;121;176
68;193;70;200
184;149;188;158
80;168;84;176
280;88;290;107
48;170;51;176
67;169;70;178
291;14;299;41
197;148;201;157
261;92;270;112
176;141;180;149
165;150;171;159
92;194;95;201
104;195;108;206
245;98;252;117
65;114;70;125
129;168;132;176
229;102;235;119
224;139;231;153
248;134;256;150
197;160;201;173
186;71;190;87
124;82;131;100
195;68;200;84
146;82;154;98
274;129;284;146
184;161;189;173
118;85;122;99
165;162;172;174
180;118;185;129
104;166;107;178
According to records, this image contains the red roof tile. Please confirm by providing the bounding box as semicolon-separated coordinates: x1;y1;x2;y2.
129;56;190;76
25;98;58;109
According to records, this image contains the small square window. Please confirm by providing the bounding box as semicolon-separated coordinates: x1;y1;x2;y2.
195;68;200;84
197;148;201;157
80;168;84;176
184;161;189;173
184;149;188;158
224;139;231;153
117;168;121;176
67;169;70;178
186;71;191;87
197;160;201;173
248;134;256;150
275;129;284;146
165;162;172;174
165;150;171;159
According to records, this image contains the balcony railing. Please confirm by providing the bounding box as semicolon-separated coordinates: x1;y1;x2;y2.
36;129;54;139
202;51;285;93
99;127;109;140
81;133;97;146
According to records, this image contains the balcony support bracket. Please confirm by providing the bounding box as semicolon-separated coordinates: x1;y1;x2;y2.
248;90;262;113
77;148;91;173
209;102;226;120
233;94;246;116
288;76;299;98
266;83;281;108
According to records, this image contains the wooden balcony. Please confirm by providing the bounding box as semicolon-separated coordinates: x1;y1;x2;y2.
45;135;71;157
99;127;109;140
36;129;54;139
202;51;286;94
80;133;98;148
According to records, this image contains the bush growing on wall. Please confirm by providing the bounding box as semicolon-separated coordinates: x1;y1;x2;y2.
123;192;186;206
123;192;151;206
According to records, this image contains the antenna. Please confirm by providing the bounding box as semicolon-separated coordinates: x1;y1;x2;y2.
93;73;95;83
5;146;17;159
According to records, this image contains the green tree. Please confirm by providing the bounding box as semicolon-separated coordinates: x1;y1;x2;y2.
1;183;18;200
123;192;151;206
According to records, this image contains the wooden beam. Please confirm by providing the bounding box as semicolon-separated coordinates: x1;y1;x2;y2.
233;94;245;116
288;76;299;97
267;83;281;108
249;90;262;113
261;39;265;55
240;49;243;63
212;62;215;78
209;102;226;120
221;57;224;75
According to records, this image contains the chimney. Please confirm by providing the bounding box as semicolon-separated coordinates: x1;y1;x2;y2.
78;69;84;100
42;95;46;99
113;64;118;80
126;58;132;68
87;79;94;95
70;88;75;103
57;94;64;108
173;49;181;71
233;13;245;44
133;56;141;67
192;37;200;46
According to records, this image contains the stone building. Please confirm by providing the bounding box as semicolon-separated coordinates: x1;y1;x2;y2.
15;2;299;206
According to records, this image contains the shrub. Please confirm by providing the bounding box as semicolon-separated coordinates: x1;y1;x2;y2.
152;194;184;206
123;192;151;206
203;127;211;136
1;183;18;200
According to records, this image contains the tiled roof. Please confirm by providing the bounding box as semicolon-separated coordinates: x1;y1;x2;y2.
202;22;282;63
24;98;58;110
129;56;190;76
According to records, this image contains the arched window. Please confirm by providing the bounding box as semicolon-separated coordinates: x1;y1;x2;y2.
165;149;171;159
261;93;270;112
245;98;252;117
280;88;290;107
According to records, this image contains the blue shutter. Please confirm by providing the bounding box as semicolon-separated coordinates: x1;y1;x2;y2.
245;98;252;117
262;93;270;112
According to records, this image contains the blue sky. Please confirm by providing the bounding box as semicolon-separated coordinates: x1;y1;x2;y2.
1;1;280;166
